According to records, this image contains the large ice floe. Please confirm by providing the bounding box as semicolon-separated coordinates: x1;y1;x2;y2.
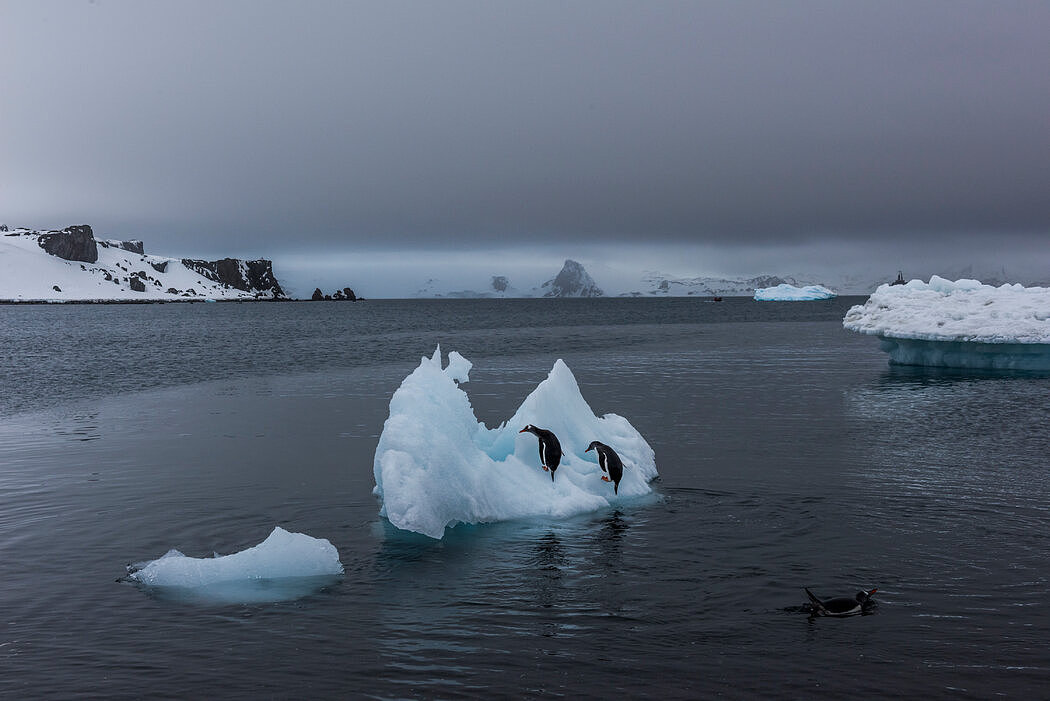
754;283;837;301
127;527;343;604
373;348;658;539
843;276;1050;370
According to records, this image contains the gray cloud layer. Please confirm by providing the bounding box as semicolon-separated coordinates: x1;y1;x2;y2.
2;1;1048;261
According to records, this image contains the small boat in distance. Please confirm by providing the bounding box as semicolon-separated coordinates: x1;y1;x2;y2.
890;271;906;286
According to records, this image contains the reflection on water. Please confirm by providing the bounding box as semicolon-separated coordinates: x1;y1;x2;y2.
125;575;344;606
370;506;647;677
50;410;102;443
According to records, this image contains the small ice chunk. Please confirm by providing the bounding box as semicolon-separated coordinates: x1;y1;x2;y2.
754;284;836;301
128;527;343;603
373;349;658;539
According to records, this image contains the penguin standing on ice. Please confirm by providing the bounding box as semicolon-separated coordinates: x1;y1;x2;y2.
519;425;562;482
586;441;624;495
805;587;878;617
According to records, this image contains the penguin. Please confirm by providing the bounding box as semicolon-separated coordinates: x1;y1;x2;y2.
805;587;878;617
519;425;562;482
585;441;624;495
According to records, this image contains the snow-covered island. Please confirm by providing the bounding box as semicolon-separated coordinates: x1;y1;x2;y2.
843;276;1050;370
0;224;286;301
754;283;837;301
373;348;658;539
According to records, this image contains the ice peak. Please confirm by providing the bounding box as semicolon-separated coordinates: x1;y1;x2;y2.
373;351;657;538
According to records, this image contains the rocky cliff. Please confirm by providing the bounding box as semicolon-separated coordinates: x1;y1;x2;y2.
36;225;99;263
181;258;285;298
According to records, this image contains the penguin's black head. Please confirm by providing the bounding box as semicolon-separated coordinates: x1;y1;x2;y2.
585;441;601;452
856;588;878;602
519;425;536;434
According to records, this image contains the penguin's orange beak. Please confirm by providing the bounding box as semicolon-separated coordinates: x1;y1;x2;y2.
868;588;878;596
585;445;592;452
518;428;528;433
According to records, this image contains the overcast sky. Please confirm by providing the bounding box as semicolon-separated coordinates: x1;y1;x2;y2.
2;1;1048;294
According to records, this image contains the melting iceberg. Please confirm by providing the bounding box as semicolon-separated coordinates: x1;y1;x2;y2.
754;284;836;301
373;349;658;539
843;276;1050;370
127;527;343;604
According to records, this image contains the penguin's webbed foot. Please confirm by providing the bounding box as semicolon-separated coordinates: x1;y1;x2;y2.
601;476;611;482
541;465;549;471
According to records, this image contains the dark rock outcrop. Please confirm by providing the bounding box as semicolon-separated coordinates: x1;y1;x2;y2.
181;258;285;298
150;261;168;274
332;287;357;301
114;240;144;254
98;239;145;254
312;286;358;301
37;225;98;263
541;260;604;298
492;276;509;292
129;277;146;292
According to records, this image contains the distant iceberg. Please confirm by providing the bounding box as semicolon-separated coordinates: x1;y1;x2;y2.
373;349;658;539
127;527;343;603
843;276;1050;370
754;284;836;301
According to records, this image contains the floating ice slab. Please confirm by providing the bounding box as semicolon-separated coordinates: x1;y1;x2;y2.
373;349;658;539
843;276;1050;369
754;284;836;301
128;527;343;603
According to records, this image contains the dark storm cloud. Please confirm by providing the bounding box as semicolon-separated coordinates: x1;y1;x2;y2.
1;0;1048;255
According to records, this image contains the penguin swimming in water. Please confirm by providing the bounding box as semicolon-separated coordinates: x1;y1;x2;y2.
585;441;624;495
805;587;878;617
519;425;562;482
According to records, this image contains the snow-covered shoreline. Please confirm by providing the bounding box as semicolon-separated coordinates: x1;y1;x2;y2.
0;297;287;304
1;225;286;301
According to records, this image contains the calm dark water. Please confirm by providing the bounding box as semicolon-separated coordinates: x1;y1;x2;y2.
1;298;1049;698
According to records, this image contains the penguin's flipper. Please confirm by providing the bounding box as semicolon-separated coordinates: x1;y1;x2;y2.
550;470;555;483
805;588;828;614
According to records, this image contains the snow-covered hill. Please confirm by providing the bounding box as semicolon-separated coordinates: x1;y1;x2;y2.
620;271;809;297
0;225;286;301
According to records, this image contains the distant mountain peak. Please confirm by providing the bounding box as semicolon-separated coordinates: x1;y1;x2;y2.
541;259;604;298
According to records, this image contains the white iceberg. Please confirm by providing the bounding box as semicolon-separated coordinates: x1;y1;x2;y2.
128;527;343;603
754;283;837;301
373;348;658;539
843;276;1050;369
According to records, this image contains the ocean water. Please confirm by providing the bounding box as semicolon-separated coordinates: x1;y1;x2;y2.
1;298;1048;698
